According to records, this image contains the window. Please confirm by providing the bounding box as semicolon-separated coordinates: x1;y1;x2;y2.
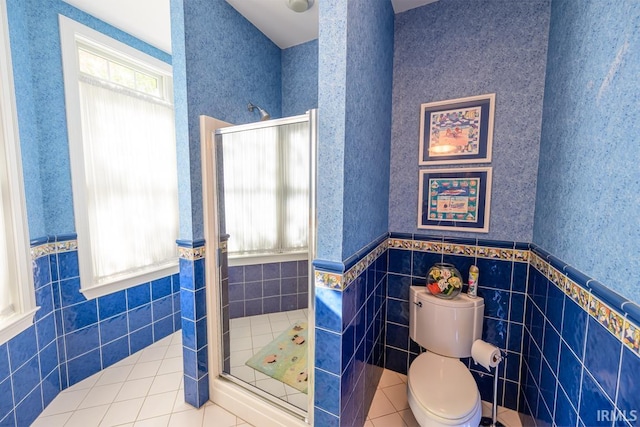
218;120;309;261
60;16;178;299
0;0;37;344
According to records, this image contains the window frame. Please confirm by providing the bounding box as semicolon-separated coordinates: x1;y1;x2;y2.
0;0;37;345
59;15;178;300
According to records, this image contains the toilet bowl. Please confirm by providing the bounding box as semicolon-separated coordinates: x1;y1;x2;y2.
407;352;481;427
407;286;485;427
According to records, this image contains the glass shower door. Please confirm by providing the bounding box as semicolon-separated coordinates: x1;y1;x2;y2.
214;112;315;416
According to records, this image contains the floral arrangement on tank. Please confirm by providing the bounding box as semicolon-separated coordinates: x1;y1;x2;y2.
426;263;463;299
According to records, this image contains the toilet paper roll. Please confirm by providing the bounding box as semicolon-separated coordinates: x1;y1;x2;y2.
471;339;502;371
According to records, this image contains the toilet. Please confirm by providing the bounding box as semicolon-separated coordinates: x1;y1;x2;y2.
407;286;485;427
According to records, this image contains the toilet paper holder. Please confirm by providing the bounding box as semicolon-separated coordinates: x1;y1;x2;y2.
490;349;505;365
478;347;506;427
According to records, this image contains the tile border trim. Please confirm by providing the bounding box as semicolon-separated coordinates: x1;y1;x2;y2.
313;235;640;359
530;249;640;359
314;238;388;291
176;240;206;260
177;246;206;261
30;235;207;261
388;237;530;263
314;236;528;291
30;238;77;260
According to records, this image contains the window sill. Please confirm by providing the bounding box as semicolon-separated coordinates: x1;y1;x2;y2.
228;252;308;267
0;308;39;346
80;262;179;300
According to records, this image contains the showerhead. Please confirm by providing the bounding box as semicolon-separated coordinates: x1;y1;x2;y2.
247;102;270;121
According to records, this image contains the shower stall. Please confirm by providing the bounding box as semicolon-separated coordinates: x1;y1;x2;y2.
201;110;317;425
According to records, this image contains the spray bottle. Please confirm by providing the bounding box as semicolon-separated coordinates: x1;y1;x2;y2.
468;265;479;298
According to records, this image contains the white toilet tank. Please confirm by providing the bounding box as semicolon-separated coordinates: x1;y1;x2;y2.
409;286;484;358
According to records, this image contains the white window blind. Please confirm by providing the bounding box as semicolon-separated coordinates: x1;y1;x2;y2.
60;16;178;298
220;121;309;257
78;80;178;283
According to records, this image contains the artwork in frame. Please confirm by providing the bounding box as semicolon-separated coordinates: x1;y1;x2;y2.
419;93;495;165
417;167;492;233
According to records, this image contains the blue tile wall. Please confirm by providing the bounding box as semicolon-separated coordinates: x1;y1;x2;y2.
384;234;528;411
314;236;387;427
382;234;640;425
178;242;209;408
389;0;550;242
55;253;180;386
219;239;231;374
532;0;640;305
0;237;181;426
228;260;308;319
521;247;640;427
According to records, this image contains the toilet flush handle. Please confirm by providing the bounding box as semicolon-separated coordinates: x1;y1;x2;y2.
413;301;422;308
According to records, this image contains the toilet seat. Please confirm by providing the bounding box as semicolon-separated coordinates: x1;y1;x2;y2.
407;352;481;426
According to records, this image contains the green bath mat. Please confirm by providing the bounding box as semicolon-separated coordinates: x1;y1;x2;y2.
246;321;308;393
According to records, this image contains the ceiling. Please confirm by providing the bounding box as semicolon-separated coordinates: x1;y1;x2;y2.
61;0;172;53
392;0;439;14
225;0;318;49
62;0;438;53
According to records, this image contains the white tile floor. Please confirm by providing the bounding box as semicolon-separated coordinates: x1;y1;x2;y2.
32;333;251;427
229;309;310;411
365;369;523;427
32;322;523;427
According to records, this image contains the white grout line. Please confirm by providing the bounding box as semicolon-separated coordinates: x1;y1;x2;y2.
35;331;252;426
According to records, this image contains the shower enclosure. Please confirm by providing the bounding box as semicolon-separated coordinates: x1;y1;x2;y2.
202;110;317;425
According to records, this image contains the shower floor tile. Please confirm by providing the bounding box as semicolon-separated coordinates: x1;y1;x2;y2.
229;309;310;412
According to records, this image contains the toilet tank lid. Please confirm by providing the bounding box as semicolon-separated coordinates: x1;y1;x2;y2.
408;352;479;420
411;286;484;308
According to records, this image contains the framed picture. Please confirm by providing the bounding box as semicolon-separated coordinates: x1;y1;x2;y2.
419;94;495;165
418;167;492;232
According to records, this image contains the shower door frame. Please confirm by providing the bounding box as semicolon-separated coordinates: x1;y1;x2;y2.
201;111;317;427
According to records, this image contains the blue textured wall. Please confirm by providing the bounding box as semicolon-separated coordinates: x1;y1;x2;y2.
172;0;282;241
6;0;45;238
533;0;640;304
389;0;550;242
342;0;394;260
170;0;192;241
317;0;394;262
317;0;348;261
6;0;171;239
282;39;318;117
